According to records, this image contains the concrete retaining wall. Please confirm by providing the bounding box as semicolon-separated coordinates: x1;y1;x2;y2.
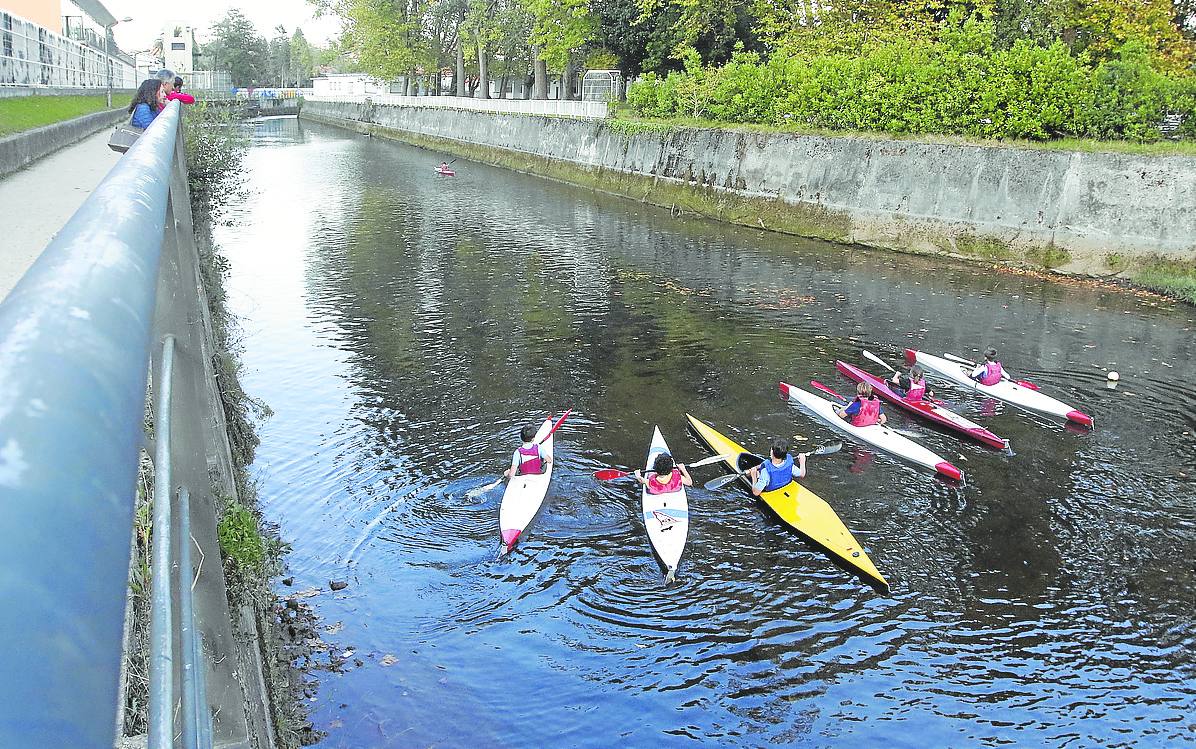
0;106;127;177
302;100;1196;273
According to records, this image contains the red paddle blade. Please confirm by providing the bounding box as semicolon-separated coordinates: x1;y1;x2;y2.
810;380;847;401
1016;380;1040;390
539;408;573;444
594;469;629;480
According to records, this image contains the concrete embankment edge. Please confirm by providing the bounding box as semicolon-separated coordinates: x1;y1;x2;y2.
0;106;127;178
301;101;1195;275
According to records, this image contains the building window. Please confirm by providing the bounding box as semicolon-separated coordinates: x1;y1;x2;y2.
171;42;185;50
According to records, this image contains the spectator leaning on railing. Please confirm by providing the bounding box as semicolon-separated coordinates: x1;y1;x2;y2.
167;76;195;105
129;79;164;128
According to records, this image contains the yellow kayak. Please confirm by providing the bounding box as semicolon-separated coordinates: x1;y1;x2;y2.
686;414;888;592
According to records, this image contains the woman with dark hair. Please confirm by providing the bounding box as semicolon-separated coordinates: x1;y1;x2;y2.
128;79;163;128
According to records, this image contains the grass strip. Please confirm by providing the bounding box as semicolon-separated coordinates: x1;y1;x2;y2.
0;95;121;137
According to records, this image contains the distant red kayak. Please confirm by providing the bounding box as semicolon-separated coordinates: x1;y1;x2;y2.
835;360;1009;450
435;167;455;176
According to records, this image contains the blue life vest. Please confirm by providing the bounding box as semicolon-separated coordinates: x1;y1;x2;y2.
762;455;794;492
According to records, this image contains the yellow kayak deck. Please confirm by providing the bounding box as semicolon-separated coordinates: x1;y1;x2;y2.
686;414;888;591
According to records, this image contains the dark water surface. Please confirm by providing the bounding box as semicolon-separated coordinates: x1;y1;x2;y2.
217;117;1196;748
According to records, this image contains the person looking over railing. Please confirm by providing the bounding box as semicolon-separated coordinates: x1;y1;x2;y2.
168;76;196;104
129;78;164;128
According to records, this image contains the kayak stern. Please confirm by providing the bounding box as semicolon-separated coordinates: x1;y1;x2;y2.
935;461;964;482
1066;409;1094;428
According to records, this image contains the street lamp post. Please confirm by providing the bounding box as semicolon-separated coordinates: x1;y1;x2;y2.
105;17;134;108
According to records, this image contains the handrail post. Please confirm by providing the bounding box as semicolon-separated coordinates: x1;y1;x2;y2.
177;486;203;749
149;335;176;749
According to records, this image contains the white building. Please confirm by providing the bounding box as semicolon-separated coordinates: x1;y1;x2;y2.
163;22;194;75
312;73;391;97
1;0;135;87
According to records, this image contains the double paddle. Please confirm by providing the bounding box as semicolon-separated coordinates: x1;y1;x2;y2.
810;380;923;440
941;352;1039;390
593;453;734;481
467;409;572;498
861;350;948;406
703;442;842;490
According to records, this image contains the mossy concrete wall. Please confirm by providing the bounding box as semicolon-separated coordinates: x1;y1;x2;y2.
301;100;1196;274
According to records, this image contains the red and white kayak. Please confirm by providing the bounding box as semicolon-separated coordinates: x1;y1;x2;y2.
435;166;455;176
835;361;1009;450
641;427;689;583
498;418;553;553
779;382;964;481
905;349;1093;427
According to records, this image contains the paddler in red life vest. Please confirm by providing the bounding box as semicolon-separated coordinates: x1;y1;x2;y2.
888;364;932;403
970;347;1004;386
834;382;887;427
503;423;552;478
747;438;806;496
633;454;693;494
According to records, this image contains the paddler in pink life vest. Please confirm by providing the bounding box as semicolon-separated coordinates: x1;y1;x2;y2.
503;423;552;478
888;364;932;403
633;453;693;494
970;347;1004;386
834;382;887;427
747;438;806;496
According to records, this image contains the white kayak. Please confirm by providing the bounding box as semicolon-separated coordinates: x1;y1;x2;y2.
498;418;554;553
905;349;1093;427
640;427;689;583
779;382;964;481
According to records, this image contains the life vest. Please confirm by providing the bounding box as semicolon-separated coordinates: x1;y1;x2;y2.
762;455;794;492
905;380;926;403
851;396;882;427
977;361;1003;386
516;443;543;475
646;469;683;495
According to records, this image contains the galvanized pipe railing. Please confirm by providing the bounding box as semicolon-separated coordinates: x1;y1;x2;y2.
149;335;176;748
0;101;201;748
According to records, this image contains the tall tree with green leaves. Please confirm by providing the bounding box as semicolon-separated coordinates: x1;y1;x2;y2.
290;28;316;85
207;9;270;86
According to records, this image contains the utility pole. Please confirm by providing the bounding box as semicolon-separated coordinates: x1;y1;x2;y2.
105;17;134;108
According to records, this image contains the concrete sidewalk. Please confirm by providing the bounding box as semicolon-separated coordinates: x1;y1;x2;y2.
0;128;121;301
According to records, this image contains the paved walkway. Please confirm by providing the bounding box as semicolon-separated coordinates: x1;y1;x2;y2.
0;128;121;301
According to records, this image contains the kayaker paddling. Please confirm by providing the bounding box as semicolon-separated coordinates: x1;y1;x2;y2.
833;382;887;427
888;365;932;403
504;423;552;479
634;453;693;494
970;347;1004;386
747;438;806;496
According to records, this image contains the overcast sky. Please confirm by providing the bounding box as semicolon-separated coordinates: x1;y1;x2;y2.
107;0;343;53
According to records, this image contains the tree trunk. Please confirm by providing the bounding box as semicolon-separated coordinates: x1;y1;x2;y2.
533;56;548;100
456;41;466;96
407;72;417;96
477;42;489;99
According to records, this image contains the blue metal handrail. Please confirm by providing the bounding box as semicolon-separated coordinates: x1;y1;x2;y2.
0;101;181;748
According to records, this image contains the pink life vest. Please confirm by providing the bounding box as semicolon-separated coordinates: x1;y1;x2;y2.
516;444;543;475
851;396;882;427
977;361;1003;386
646;469;683;495
905;380;926;402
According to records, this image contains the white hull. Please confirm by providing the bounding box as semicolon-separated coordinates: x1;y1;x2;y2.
780;383;963;480
908;350;1092;426
498;418;554;551
640;426;689;581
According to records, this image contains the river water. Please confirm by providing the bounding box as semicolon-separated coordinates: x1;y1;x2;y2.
216;117;1196;748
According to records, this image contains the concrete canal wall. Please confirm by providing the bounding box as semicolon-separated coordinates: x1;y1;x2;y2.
301;99;1195;275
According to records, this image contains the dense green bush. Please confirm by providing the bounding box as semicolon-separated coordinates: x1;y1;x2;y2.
625;19;1196;142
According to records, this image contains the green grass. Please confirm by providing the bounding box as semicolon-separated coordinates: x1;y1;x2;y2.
1134;260;1196;304
0;95;121;137
607;105;1196;157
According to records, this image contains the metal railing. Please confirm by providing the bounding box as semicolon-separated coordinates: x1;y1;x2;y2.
1;10;135;88
0;99;207;748
305;91;608;119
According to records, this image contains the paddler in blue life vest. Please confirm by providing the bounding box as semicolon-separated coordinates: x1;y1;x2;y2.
889;364;932;403
503;423;552;478
747;438;806;496
970;347;1004;386
633;453;694;494
834;382;887;427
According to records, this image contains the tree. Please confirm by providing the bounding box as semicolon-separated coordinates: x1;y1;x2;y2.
290;29;316;85
268;25;292;85
207;10;269;86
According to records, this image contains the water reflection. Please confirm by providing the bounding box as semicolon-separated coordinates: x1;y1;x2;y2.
217;116;1196;747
